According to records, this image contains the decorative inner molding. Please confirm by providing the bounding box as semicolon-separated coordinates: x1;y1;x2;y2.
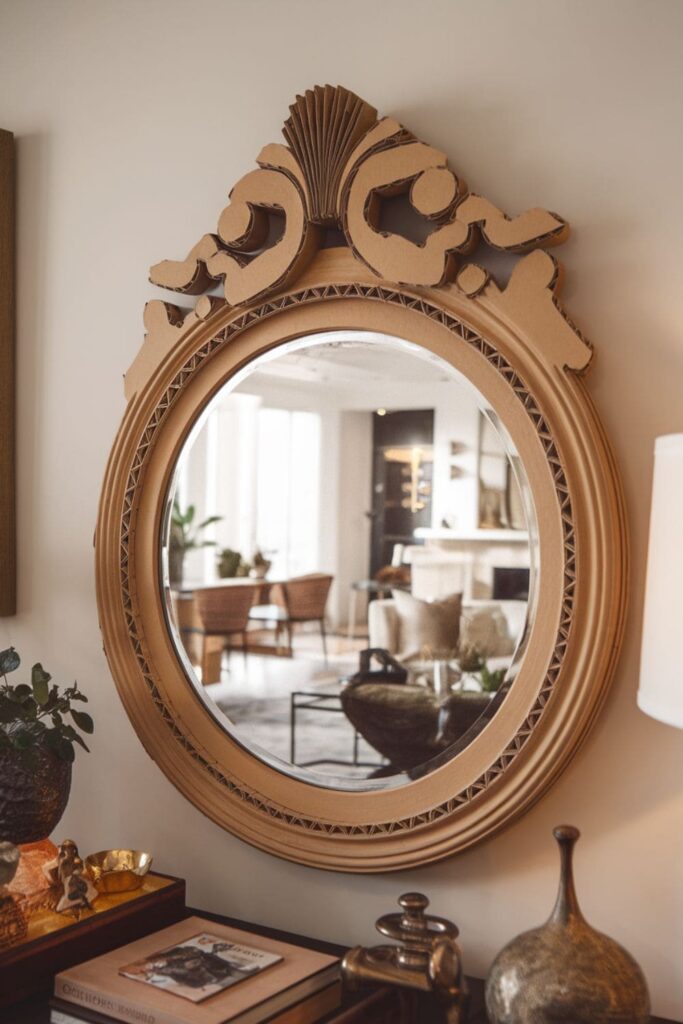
121;283;575;835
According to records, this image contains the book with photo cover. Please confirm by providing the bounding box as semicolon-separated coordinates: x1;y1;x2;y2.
119;931;282;1003
54;916;340;1024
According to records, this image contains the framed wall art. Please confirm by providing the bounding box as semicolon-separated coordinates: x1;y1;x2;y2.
0;129;15;617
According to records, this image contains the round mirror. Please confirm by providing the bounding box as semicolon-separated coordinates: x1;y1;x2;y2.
160;331;538;791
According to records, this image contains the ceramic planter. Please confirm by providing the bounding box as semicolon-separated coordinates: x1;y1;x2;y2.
0;742;72;844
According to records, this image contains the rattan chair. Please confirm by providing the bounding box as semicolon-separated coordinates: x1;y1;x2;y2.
250;573;333;660
195;583;258;680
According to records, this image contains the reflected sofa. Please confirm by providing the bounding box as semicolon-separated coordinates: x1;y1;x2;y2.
368;596;528;668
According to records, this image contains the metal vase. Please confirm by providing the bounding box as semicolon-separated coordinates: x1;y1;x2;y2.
485;825;650;1024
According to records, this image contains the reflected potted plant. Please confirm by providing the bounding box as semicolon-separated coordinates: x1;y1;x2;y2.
169;500;222;586
458;643;506;693
216;547;243;579
479;664;506;693
249;549;272;580
0;648;93;844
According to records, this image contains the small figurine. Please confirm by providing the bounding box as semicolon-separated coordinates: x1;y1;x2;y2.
43;839;97;916
0;842;27;949
0;841;20;888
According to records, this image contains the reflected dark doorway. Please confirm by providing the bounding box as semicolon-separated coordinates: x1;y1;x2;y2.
370;409;434;577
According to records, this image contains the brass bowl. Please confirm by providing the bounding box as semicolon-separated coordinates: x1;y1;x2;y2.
85;849;153;894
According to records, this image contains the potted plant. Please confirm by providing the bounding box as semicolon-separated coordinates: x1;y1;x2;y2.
479;663;507;693
249;549;272;580
457;643;506;693
0;648;93;844
168;500;222;585
216;547;243;579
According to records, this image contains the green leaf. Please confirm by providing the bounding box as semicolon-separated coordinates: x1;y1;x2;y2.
480;665;506;693
44;728;75;762
43;686;60;711
70;732;90;753
59;739;75;763
0;697;17;723
11;684;33;702
70;709;94;734
31;664;51;705
0;648;20;675
197;515;222;529
11;730;34;750
44;727;62;752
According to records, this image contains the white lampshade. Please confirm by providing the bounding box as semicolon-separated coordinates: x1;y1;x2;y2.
638;434;683;728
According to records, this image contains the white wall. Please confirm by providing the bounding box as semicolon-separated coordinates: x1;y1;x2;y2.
2;0;683;1016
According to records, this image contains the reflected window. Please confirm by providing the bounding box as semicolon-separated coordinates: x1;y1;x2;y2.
256;408;321;580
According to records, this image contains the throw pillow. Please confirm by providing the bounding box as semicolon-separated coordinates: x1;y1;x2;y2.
392;589;462;662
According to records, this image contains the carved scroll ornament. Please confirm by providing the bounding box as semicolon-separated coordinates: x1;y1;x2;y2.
139;84;588;402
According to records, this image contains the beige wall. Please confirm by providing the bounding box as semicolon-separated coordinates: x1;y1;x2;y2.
2;0;683;1016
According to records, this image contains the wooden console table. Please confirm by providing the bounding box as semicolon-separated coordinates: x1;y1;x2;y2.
5;905;677;1023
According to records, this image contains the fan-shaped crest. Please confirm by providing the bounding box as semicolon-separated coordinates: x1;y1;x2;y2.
283;84;377;226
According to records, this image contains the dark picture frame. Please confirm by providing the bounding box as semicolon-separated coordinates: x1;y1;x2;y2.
0;130;16;616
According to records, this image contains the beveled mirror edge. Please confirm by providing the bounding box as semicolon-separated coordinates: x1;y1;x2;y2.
95;86;627;870
157;329;539;795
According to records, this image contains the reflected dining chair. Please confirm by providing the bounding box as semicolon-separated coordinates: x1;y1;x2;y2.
195;583;258;682
250;573;333;662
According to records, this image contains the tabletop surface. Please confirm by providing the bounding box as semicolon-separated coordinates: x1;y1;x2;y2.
4;905;676;1024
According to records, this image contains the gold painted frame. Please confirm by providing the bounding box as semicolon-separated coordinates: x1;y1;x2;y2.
96;87;626;871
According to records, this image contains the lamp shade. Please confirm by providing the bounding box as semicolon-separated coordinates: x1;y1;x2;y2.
638;434;683;728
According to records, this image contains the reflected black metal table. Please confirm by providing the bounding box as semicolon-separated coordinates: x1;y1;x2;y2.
289;688;384;769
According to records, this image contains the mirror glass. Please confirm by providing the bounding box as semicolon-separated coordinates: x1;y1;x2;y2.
160;331;538;791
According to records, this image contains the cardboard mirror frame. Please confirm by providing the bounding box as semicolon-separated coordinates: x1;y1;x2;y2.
95;87;627;872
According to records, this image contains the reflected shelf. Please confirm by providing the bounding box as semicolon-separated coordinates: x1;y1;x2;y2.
413;528;529;543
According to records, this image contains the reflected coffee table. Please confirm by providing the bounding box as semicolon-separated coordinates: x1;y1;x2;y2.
289;687;386;770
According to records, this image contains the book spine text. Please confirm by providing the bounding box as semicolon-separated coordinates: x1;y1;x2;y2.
54;977;182;1024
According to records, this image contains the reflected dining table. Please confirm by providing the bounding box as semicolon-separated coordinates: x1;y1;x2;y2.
170;578;285;684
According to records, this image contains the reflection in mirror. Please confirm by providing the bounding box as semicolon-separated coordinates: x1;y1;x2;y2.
161;332;538;791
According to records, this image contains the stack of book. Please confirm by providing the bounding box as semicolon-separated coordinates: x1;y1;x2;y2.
50;916;341;1024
